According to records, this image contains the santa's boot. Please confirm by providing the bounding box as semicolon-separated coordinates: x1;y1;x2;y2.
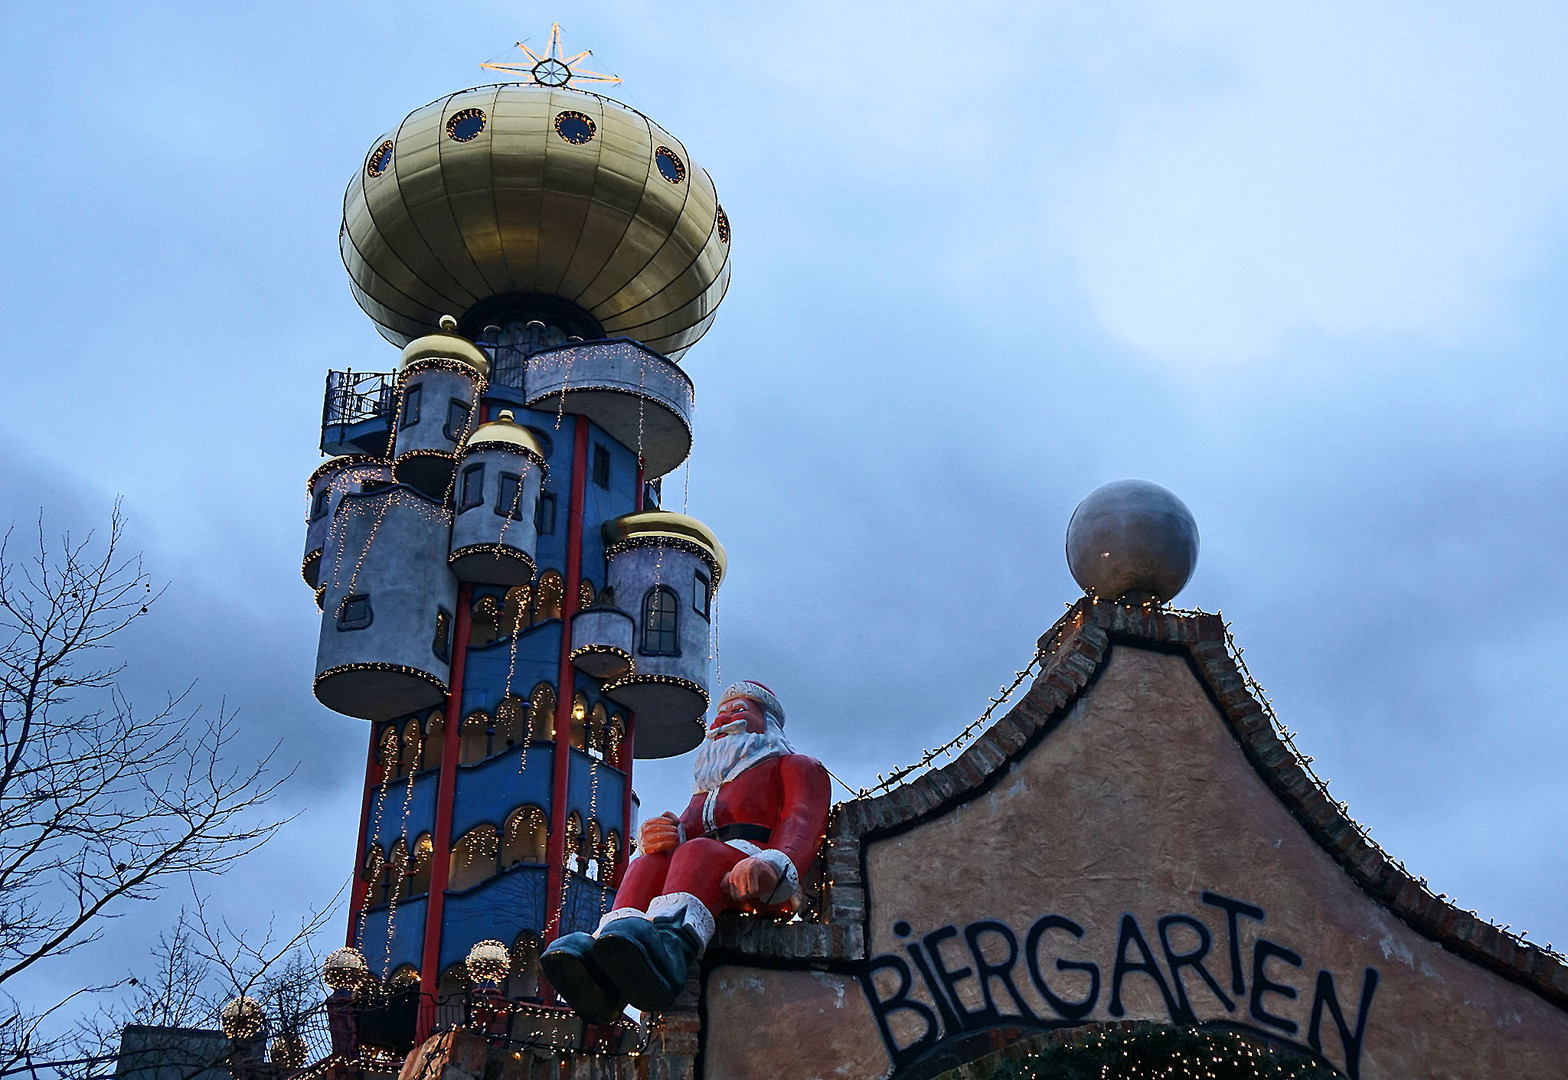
592;892;714;1012
540;910;640;1024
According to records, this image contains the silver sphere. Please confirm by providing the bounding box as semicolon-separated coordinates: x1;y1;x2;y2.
1066;480;1199;603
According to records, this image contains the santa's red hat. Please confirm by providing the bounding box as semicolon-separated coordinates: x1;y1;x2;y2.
720;680;784;724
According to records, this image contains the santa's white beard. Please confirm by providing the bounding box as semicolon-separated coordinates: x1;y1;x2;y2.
691;719;794;793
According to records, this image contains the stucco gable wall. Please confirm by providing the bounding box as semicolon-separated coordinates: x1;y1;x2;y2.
702;642;1568;1080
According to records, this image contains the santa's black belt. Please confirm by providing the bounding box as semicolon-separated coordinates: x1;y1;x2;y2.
711;823;771;843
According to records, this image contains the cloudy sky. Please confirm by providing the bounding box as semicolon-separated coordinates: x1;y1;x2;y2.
3;0;1567;1013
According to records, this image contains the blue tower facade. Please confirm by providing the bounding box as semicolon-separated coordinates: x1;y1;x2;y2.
306;75;731;1051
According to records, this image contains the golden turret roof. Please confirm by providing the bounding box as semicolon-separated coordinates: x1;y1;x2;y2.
398;315;492;377
342;84;731;359
603;510;726;585
465;410;545;460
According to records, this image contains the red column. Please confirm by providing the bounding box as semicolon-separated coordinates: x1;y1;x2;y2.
416;583;472;1042
345;725;385;946
544;416;589;944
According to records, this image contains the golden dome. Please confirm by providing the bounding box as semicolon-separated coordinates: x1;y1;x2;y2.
603;510;726;585
465;409;545;459
398;316;492;377
342;85;731;360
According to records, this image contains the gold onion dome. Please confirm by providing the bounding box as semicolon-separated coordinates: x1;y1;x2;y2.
343;84;731;359
398;314;491;376
604;510;726;585
466;409;544;458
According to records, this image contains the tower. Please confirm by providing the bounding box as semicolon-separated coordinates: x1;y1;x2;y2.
304;33;731;1053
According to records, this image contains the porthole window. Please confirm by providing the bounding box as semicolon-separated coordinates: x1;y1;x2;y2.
446;108;486;142
366;140;394;178
554;111;596;145
655;146;685;184
716;206;730;244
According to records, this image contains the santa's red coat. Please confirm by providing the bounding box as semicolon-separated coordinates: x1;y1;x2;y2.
613;752;831;918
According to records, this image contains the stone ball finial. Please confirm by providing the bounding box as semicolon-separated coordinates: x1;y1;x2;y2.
1066;479;1199;604
438;314;458;332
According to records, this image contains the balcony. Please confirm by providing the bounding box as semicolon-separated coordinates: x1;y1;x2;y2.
321;370;396;457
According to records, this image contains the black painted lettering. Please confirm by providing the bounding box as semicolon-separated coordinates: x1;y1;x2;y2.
1201;890;1266;996
905;939;963;1034
1157;913;1235;1021
1025;915;1100;1020
964;920;1035;1022
862;955;939;1063
924;925;985;1027
1249;938;1303;1034
1109;914;1181;1020
1309;967;1379;1080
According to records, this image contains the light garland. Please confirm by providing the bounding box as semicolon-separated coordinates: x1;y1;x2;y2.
604;534;722;587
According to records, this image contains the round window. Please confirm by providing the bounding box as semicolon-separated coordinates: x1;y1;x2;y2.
366;140;395;178
446;108;486;142
716;206;730;244
655;146;685;184
554;111;596;145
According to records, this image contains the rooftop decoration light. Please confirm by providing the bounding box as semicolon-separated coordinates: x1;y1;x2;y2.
321;946;370;991
219;996;265;1041
466;939;511;986
480;23;622;89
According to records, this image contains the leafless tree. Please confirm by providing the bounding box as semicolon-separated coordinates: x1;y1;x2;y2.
0;506;293;1073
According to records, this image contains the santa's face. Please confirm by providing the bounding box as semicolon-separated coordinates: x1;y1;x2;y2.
710;695;766;737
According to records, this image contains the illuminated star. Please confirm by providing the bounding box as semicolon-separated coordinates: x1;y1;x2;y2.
480;23;623;89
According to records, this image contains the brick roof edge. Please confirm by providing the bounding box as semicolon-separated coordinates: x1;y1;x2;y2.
822;596;1568;1010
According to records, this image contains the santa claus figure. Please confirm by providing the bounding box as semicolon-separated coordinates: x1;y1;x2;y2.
541;681;830;1020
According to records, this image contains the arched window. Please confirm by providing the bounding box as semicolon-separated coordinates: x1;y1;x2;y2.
459;711;491;765
437;965;467;1004
449;824;499;891
408;833;433;895
603;830;621;886
389;965;420;990
570;694;588;752
500;805;547;867
470;594;501;648
385;838;409;903
502;585;530;637
564;812;584;875
607;714;626;768
640;586;680;656
533;571;564;625
423;711;445;772
528;683;556;742
586;819;603;881
508;933;541;1001
378;725;400;779
495;695;528;749
362;843;387;906
588;703;608;760
578;578;595;610
401;719;423;776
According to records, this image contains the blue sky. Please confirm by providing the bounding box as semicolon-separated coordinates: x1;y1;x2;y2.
3;1;1567;1011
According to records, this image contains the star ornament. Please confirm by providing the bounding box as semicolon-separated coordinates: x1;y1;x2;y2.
480;23;623;89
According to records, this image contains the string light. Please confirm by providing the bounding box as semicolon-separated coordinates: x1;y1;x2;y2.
321;946;370;991
219;996;264;1041
466;939;511;985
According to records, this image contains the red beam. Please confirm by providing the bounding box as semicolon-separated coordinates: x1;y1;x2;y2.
416;582;472;1042
544;416;590;946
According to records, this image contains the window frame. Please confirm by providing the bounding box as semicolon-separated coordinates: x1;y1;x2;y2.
591;443;610;489
459;463;485;512
692;570;711;619
337;593;373;631
433;607;452;662
401;383;422;428
535;492;557;534
496;473;527;520
640;586;681;657
443;398;471;442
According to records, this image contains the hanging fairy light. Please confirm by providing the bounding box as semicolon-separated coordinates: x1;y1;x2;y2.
466;939;511;986
321;946;370;991
219;995;265;1041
